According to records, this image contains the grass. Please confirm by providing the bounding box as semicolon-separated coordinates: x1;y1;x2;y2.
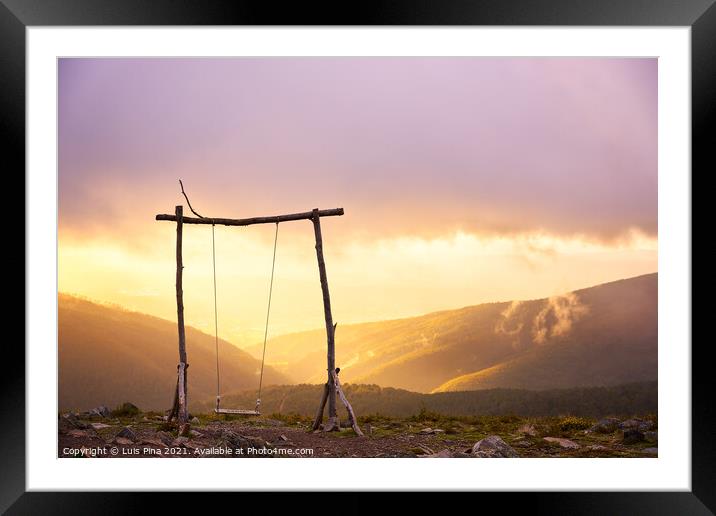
62;404;657;458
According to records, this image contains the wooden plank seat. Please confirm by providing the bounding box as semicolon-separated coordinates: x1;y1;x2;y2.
214;408;260;415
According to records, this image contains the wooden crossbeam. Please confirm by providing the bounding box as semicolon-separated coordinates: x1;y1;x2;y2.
155;208;343;227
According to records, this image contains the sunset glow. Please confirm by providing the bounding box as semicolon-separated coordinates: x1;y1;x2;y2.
58;57;657;348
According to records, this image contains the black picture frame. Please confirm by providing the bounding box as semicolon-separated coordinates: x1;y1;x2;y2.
4;0;709;512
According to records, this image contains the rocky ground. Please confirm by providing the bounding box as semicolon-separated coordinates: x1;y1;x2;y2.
58;406;658;458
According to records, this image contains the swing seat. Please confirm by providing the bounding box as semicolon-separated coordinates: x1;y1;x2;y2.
214;408;260;415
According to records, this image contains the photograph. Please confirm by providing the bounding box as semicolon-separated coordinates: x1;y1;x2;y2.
57;56;659;460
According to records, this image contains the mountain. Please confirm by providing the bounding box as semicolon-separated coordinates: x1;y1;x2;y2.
248;273;657;393
58;294;290;411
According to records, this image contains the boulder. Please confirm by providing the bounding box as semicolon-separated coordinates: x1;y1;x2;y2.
471;435;519;458
622;428;645;444
90;422;111;430
589;417;620;434
543;437;580;449
115;426;137;442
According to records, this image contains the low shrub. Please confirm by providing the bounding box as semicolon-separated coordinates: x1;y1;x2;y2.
111;402;140;418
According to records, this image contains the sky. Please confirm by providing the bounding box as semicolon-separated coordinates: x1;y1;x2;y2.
58;57;657;348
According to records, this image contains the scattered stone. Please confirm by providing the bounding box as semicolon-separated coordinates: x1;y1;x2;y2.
116;426;137;442
587;445;607;451
220;430;273;455
141;438;165;447
416;445;435;455
89;405;111;418
260;419;285;427
472;435;519;458
589;417;620;434
419;427;444;435
543;437;580;449
642;447;658;455
619;418;654;432
91;422;111;430
419;428;434;434
178;423;191;437
61;413;89;430
156;431;174;446
191;417;200;425
189;430;204;438
279;434;288;441
67;429;90;438
425;449;452;458
622;428;645;444
644;431;658;443
114;437;133;445
517;423;537;436
421;448;471;458
171;436;189;447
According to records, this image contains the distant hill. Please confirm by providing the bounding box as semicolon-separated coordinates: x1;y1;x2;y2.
58;294;290;411
249;273;657;393
192;381;658;418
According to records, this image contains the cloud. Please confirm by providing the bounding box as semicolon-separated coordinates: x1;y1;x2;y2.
495;301;524;337
531;293;589;344
58;57;657;244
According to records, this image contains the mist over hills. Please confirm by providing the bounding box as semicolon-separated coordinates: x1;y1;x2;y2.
58;273;656;412
249;273;657;393
58;294;289;411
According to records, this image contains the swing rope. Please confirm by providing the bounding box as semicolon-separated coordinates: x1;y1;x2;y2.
256;222;279;411
210;218;279;414
212;223;221;408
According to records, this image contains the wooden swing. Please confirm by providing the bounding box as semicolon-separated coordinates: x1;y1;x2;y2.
156;181;363;434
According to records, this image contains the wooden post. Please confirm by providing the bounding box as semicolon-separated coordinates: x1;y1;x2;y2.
174;205;189;424
332;370;363;436
312;209;339;432
311;383;329;431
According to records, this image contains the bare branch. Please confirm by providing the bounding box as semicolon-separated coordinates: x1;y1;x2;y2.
179;179;205;218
